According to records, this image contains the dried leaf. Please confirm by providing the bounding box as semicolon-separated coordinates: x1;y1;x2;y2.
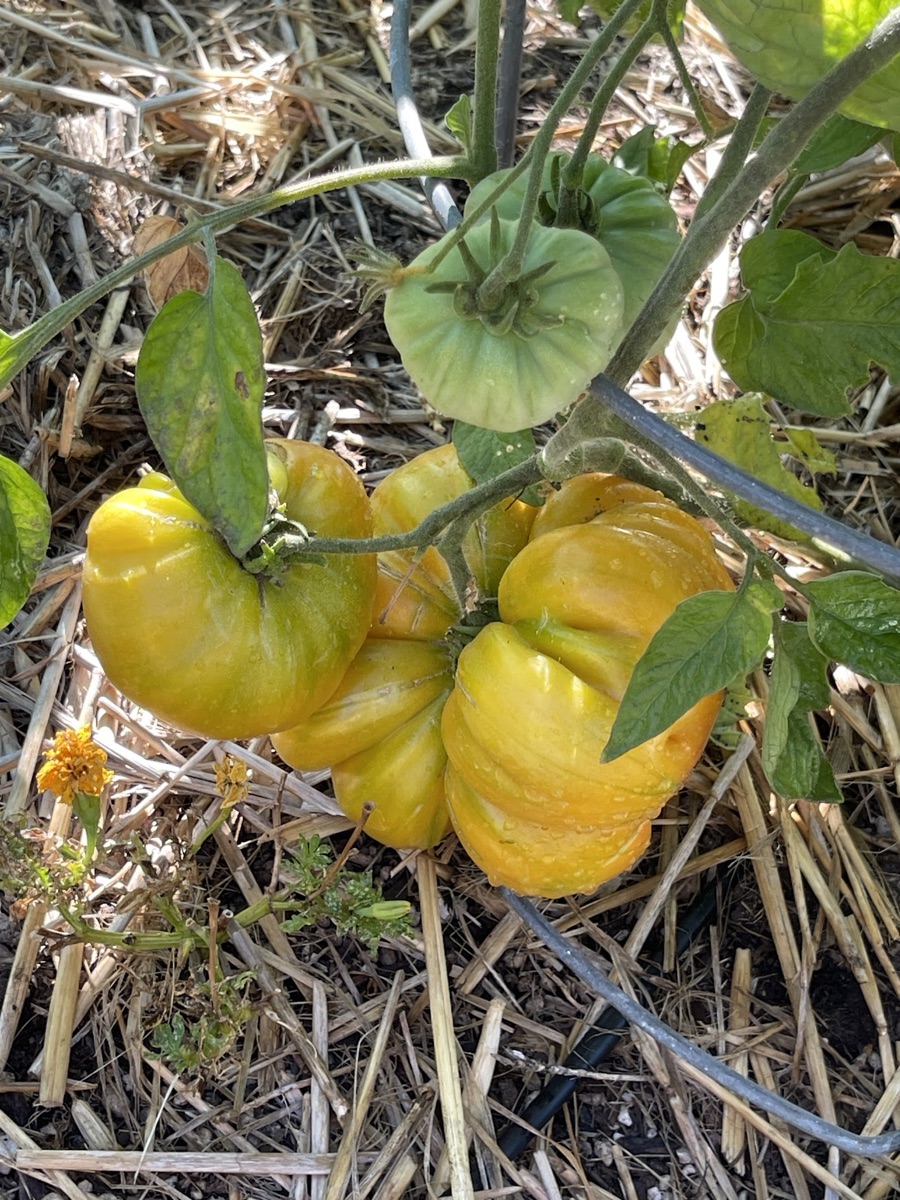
133;216;209;309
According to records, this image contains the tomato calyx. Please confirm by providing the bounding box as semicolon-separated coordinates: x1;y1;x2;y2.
241;511;326;581
423;213;565;340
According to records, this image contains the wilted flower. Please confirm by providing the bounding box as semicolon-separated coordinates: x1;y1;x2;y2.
36;726;113;803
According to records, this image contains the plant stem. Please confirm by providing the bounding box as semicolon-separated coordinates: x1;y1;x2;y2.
275;457;542;560
693;82;772;220
0;153;466;391
656;1;716;140
470;0;502;182
477;0;651;302
562;4;660;193
607;8;900;381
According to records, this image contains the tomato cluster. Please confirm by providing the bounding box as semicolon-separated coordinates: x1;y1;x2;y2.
273;446;733;898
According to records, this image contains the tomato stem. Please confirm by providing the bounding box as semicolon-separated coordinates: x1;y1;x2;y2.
469;0;501;183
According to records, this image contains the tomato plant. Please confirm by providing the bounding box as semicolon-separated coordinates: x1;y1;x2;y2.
82;439;376;740
272;447;733;897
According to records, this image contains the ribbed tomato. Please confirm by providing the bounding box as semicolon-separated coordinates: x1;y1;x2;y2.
467;152;681;339
83;439;376;740
273;448;733;897
382;218;624;432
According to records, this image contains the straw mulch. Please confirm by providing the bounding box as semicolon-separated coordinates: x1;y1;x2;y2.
1;2;900;1198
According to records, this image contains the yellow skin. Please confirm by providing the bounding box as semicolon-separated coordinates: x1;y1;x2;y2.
83;439;376;740
273;446;733;897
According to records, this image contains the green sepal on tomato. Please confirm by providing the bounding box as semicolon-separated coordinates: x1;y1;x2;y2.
83;439;377;740
382;217;624;433
467;152;681;344
273;447;733;898
694;0;900;132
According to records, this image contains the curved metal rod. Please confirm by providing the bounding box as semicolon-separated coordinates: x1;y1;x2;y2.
390;0;900;1160
502;888;900;1157
390;0;462;229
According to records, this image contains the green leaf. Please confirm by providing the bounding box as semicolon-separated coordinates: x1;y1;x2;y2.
762;619;840;800
765;710;841;802
695;395;824;540
0;454;51;629
792;114;884;176
452;422;542;504
603;579;782;762
779;427;837;476
135;255;268;558
806;571;900;682
714;230;900;418
0;329;31;391
775;620;832;710
612;126;695;194
445;94;473;155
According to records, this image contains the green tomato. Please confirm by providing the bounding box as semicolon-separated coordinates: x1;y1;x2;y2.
383;217;624;432
467;153;681;339
82;439;376;740
468;154;681;340
695;0;900;131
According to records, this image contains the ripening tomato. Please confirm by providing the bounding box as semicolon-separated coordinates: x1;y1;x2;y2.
83;439;376;740
273;447;733;897
695;0;900;131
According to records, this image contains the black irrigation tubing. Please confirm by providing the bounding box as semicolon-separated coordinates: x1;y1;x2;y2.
496;864;735;1159
495;0;527;169
389;0;900;1160
591;375;900;584
502;888;900;1157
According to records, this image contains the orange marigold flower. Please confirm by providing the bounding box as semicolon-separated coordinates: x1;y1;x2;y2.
36;726;113;803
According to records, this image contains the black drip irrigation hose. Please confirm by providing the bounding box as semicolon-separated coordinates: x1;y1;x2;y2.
387;0;900;1162
496;866;731;1159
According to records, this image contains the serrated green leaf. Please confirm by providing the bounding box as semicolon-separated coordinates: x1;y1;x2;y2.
714;231;900;417
603;579;782;762
452;421;542;504
0;454;51;629
806;571;900;682
135;255;268;557
445;94;473;155
792;114;884;176
780;427;837;475
695;395;823;540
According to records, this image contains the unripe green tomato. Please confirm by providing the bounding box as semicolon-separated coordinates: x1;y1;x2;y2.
467;153;681;338
383;218;624;432
695;0;900;131
274;445;734;898
83;439;376;739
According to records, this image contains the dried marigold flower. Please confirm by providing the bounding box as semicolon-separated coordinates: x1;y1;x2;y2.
214;754;250;805
36;726;113;804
